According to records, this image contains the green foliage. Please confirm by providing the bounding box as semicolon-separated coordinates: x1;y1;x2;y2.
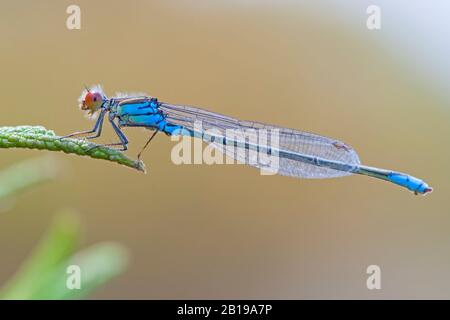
0;210;129;300
0;156;58;201
0;126;145;172
29;241;128;299
0;211;80;299
0;159;129;300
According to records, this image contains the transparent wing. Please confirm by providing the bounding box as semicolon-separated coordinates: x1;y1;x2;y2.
159;102;361;179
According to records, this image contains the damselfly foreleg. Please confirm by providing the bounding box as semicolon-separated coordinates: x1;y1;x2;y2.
60;109;106;140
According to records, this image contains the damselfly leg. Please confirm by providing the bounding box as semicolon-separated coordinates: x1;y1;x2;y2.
86;115;129;152
137;130;159;160
60;109;106;140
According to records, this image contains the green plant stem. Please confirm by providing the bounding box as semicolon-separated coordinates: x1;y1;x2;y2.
0;126;145;172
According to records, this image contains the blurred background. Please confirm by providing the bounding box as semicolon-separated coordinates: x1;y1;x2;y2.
0;0;449;299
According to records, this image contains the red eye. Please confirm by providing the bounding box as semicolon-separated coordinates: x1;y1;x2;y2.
82;92;103;111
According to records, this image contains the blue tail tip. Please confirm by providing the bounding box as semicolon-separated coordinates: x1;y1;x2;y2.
388;172;433;195
413;181;433;195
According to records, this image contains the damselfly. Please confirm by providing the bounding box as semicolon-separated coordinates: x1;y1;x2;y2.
62;85;432;195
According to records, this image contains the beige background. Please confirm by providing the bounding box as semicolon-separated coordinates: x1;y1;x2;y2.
0;1;448;298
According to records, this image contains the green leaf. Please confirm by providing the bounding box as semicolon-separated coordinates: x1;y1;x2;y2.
0;211;129;300
0;210;80;299
30;242;129;300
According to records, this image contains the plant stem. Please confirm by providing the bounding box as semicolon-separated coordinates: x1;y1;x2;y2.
0;126;145;172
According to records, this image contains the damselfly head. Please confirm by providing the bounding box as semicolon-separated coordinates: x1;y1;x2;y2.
79;85;106;118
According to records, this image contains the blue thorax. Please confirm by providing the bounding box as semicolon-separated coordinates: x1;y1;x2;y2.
109;97;182;135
